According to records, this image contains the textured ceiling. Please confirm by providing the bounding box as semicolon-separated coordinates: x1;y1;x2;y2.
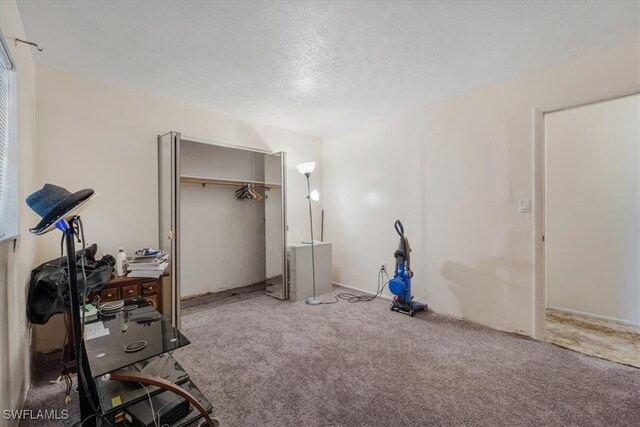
16;1;640;137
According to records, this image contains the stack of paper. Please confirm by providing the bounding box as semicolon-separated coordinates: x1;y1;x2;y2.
84;321;110;340
127;249;169;278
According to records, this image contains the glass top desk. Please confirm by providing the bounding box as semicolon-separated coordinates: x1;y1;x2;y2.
84;299;190;378
82;298;214;426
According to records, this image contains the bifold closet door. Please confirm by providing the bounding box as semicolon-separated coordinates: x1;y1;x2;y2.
264;152;288;300
158;131;181;327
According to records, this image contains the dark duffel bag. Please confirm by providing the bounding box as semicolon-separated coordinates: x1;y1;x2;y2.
27;243;114;325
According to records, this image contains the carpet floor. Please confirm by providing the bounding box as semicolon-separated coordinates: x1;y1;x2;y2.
545;308;640;368
175;288;640;427
21;287;640;426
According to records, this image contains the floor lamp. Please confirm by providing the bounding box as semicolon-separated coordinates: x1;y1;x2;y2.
296;161;322;305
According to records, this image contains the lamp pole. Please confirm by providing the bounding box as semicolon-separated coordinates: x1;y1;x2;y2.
305;173;321;305
56;217;97;420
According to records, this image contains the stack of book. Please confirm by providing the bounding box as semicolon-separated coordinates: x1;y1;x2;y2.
127;249;169;278
79;303;98;323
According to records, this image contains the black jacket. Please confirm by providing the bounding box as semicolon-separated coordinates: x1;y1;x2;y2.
27;244;115;325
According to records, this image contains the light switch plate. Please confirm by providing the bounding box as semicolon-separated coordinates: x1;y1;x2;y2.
519;199;530;213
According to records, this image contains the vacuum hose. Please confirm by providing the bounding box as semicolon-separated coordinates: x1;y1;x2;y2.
393;220;411;275
395;220;404;237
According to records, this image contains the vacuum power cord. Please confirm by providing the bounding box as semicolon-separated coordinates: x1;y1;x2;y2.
324;268;390;304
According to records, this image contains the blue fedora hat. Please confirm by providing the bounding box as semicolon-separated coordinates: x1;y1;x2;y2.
26;184;94;235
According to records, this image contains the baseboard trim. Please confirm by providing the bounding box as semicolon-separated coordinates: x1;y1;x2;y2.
182;280;266;301
331;281;436;305
547;305;640;328
333;281;533;337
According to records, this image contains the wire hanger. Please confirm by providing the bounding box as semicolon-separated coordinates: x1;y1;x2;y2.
235;183;251;200
235;183;263;201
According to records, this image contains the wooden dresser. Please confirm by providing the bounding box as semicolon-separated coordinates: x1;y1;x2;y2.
86;274;165;313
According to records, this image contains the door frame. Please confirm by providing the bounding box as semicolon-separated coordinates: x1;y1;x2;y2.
532;91;640;340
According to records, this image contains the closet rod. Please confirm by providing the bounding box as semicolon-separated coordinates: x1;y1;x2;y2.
180;175;281;189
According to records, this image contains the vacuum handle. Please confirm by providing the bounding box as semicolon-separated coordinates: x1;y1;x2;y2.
395;220;404;237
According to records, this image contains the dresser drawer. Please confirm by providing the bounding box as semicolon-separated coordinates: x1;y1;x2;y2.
143;294;159;310
121;284;140;298
100;288;119;302
141;282;158;295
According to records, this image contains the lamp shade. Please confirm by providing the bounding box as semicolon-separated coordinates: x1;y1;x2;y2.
296;161;316;175
310;189;320;201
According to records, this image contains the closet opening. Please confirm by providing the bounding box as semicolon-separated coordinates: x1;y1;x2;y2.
158;133;287;327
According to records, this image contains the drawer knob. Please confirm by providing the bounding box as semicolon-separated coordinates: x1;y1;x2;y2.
128;290;134;294
107;293;113;298
148;286;153;291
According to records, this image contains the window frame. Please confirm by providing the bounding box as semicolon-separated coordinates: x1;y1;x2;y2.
0;28;18;244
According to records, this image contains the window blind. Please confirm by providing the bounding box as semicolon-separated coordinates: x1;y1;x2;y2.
0;30;17;243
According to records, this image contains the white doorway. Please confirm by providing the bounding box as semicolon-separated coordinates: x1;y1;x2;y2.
542;94;640;366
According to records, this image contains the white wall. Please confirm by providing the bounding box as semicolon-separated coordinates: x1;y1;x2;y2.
33;67;322;350
0;0;37;423
180;141;266;297
322;41;639;336
545;95;639;324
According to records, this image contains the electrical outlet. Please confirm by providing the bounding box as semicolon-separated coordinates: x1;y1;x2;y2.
380;263;387;273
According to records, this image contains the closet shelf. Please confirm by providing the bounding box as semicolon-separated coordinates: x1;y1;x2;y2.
180;175;281;189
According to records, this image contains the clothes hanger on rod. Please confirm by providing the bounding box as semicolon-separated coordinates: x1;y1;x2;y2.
235;183;263;201
235;183;249;200
249;184;263;200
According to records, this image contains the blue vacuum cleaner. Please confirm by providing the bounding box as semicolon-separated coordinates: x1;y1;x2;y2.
389;220;426;317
